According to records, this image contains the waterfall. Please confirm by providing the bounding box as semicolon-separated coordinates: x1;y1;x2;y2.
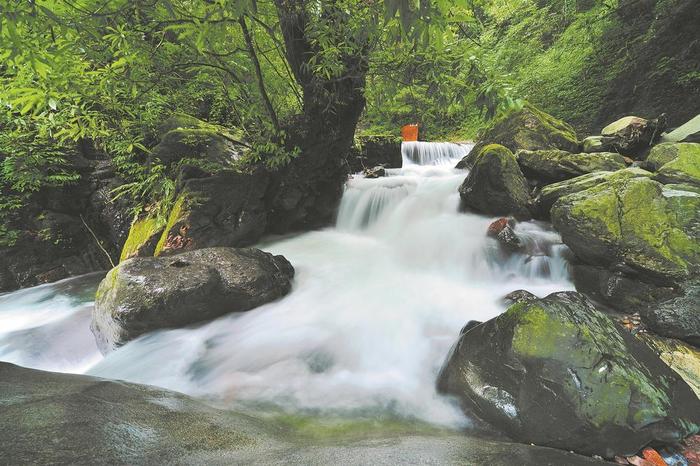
0;142;574;428
401;141;471;166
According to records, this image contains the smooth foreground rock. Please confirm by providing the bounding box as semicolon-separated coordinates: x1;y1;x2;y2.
551;176;700;284
92;247;294;353
0;362;607;466
456;103;579;169
437;291;700;458
459;144;531;219
516;149;626;184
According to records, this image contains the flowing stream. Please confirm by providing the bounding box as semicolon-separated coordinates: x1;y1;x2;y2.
0;142;574;427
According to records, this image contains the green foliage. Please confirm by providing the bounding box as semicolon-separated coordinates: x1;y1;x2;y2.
240;140;302;171
110;164;176;219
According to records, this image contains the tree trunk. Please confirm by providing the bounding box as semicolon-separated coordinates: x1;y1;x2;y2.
267;0;369;232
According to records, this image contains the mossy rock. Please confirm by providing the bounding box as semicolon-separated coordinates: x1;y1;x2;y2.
437;291;700;457
646;142;687;167
458;144;531;219
119;214;166;262
652;143;700;186
155;169;270;256
456;103;579;169
347;134;402;172
516;149;626;184
551;177;700;284
534;167;652;218
150;114;247;170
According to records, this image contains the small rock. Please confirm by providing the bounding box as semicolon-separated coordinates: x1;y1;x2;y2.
501;290;538;307
363;166;386;178
487;217;516;237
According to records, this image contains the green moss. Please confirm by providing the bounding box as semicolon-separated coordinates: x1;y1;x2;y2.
554;175;700;281
511;306;580;360
506;299;671;429
270;413;448;443
472;103;579;158
95;266;119;303
154;194;189;256
119;214;166;262
654;143;700;185
568;182;622;239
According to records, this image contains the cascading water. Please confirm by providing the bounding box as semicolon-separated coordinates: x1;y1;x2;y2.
0;141;574;427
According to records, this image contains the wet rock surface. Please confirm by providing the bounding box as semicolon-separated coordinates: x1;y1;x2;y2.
438;291;700;458
0;362;610;466
0;153;129;293
91;247;294;353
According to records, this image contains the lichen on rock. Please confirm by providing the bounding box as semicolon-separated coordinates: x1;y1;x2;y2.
456;103;579;169
437;291;700;457
551;176;700;284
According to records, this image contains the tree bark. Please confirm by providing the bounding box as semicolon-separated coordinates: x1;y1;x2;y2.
266;0;370;232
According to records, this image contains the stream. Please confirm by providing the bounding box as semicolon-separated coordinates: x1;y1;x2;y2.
0;142;574;428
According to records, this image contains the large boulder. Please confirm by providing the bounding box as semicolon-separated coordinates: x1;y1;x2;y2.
651;143;700;186
459;145;531;219
533;167;652;218
149;113;248;169
641;281;700;347
456;104;579;170
346;135;402;173
516;149;626;185
597;114;667;158
92;247;294;353
437;291;700;457
0;362;607;466
551;176;700;284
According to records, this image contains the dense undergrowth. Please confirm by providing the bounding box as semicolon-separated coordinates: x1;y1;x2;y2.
360;0;700;139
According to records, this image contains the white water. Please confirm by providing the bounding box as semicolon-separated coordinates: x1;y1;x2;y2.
0;142;573;426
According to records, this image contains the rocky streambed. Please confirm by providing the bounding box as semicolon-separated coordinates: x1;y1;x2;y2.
1;107;699;464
